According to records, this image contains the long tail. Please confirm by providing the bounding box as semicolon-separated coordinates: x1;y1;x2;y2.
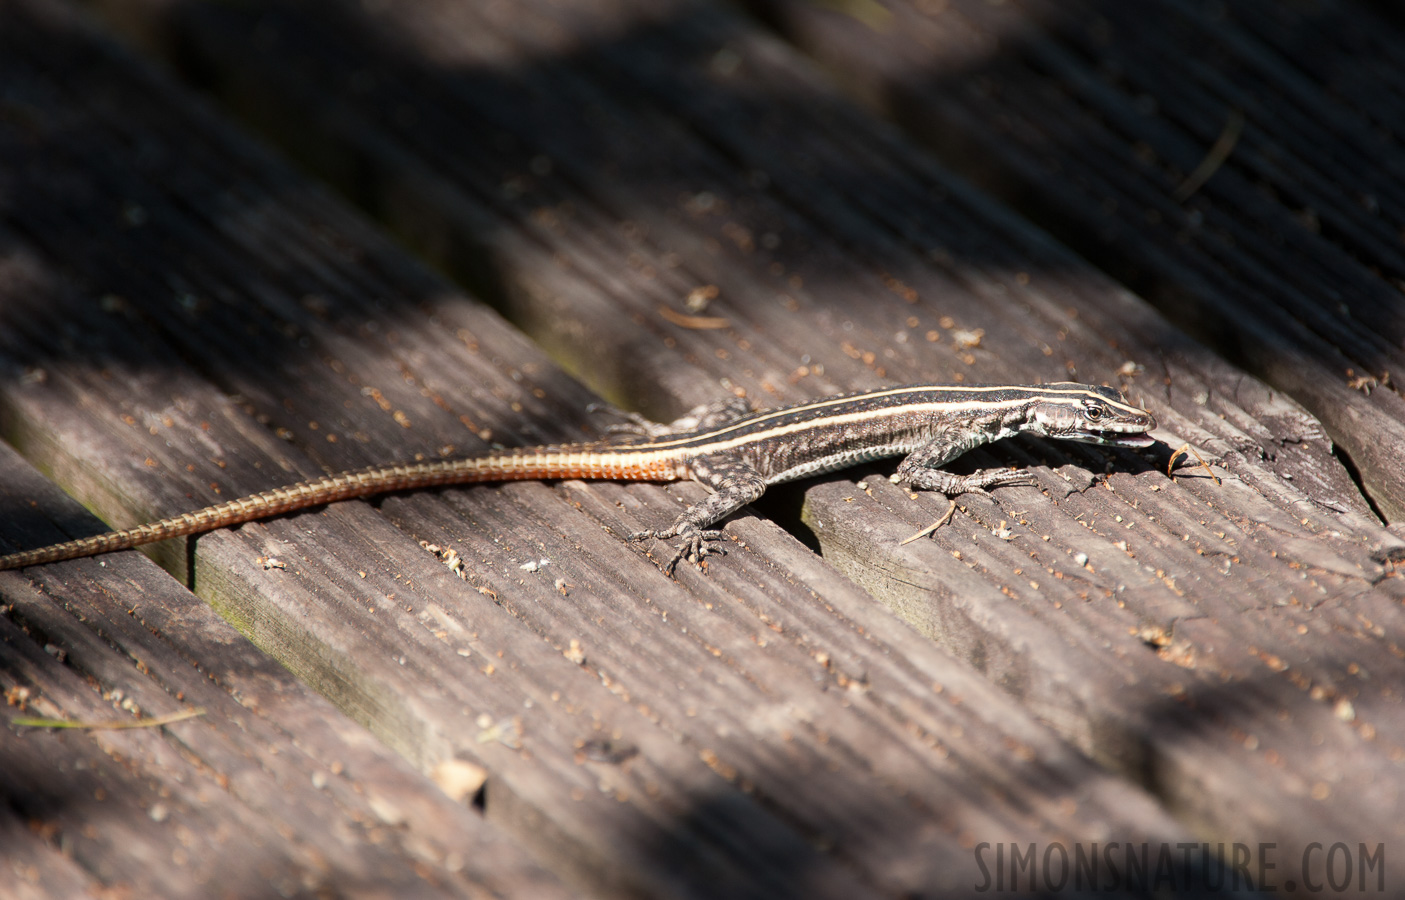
0;448;681;571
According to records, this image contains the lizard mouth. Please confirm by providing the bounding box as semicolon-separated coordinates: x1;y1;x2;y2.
1102;433;1156;448
1065;429;1157;448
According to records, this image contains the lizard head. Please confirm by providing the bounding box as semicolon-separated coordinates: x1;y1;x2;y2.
1028;384;1157;448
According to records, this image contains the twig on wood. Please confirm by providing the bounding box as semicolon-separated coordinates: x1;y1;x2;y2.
1167;443;1220;485
658;305;730;330
900;498;958;545
12;706;206;730
1174;108;1244;202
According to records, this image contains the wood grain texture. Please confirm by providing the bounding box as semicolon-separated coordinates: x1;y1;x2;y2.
742;0;1405;520
0;444;575;900
0;1;1197;896
70;0;1405;886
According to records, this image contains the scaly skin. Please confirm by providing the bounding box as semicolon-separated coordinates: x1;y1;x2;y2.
0;383;1155;573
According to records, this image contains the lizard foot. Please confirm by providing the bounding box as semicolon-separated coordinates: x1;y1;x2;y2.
958;468;1040;493
628;526;727;575
896;466;1039;496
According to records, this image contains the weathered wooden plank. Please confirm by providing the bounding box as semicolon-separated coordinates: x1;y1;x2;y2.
1;445;576;899
0;748;110;900
0;1;1198;896
0;213;875;899
742;0;1405;521
80;0;1405;881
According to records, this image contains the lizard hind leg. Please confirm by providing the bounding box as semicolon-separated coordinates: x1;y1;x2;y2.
592;396;754;439
669;396;755;432
629;454;766;574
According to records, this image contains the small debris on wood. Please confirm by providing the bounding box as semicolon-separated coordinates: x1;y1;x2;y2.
578;737;639;765
684;284;719;312
432;758;489;804
950;327;984;349
475;716;524;749
421;541;469;579
1345;368;1387;395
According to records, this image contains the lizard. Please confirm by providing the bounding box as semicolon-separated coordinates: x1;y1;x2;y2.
0;382;1155;573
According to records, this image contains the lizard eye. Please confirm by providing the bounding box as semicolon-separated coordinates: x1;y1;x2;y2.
1083;402;1106;421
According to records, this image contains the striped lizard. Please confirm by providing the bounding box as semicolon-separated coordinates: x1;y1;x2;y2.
0;383;1155;573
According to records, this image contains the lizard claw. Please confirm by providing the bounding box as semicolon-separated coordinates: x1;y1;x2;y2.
629;526;727;575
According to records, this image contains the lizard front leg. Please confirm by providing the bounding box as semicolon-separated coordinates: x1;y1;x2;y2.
629;453;766;574
894;429;1037;495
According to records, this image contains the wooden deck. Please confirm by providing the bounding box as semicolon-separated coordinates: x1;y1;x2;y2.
1;0;1401;896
